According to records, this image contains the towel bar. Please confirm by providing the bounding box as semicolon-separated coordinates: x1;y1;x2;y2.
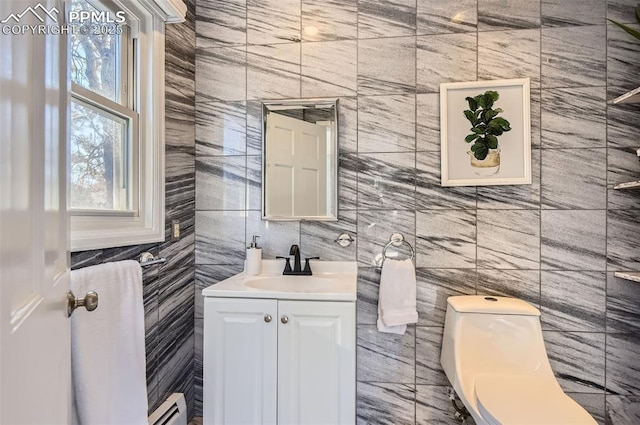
138;252;167;267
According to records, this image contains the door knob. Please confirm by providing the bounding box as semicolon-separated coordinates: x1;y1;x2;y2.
67;290;99;317
264;314;272;323
281;315;289;324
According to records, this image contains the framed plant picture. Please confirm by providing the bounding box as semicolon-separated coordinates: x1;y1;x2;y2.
440;78;531;187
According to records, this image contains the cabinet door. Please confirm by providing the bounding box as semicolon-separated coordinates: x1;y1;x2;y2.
277;301;356;425
204;298;278;425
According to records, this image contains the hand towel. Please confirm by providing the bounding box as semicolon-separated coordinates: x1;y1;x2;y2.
71;260;148;425
377;258;418;335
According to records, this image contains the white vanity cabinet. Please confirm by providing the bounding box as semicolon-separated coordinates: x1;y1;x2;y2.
203;297;356;425
203;298;278;425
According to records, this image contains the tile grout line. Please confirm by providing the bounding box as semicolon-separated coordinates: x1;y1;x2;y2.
604;0;609;405
538;0;543;313
416;1;423;407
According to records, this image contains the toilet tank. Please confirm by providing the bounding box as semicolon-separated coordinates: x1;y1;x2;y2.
441;296;552;387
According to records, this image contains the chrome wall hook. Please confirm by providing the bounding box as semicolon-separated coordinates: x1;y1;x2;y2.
335;233;355;247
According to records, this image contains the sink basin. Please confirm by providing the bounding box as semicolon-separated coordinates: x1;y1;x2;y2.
201;260;357;301
244;276;333;292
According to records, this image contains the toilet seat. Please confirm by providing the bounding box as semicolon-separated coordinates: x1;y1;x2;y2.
475;375;596;425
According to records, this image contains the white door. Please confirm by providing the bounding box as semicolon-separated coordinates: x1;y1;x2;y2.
265;113;328;217
203;298;278;425
0;0;70;423
277;301;356;425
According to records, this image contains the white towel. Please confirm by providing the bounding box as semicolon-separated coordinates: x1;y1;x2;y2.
377;258;418;335
71;260;148;425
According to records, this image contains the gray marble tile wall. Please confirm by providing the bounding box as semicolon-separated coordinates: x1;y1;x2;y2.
194;0;640;423
70;0;197;419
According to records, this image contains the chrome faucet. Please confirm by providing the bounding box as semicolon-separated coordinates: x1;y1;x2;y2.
276;244;319;276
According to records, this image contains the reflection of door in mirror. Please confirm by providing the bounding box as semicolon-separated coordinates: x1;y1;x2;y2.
266;112;327;217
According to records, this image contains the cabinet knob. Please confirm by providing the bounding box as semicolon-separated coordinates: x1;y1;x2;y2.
264;314;272;323
280;315;289;324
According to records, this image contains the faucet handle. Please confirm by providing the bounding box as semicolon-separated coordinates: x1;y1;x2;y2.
276;256;292;272
302;257;320;274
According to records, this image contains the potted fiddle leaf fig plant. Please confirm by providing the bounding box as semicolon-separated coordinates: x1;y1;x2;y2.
463;90;511;176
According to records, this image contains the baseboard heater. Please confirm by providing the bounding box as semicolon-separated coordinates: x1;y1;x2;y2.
148;393;187;425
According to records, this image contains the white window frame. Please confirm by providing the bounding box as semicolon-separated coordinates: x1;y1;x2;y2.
69;0;185;251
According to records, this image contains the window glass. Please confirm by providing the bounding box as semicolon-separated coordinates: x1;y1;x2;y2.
69;0;133;212
69;0;122;103
69;100;130;210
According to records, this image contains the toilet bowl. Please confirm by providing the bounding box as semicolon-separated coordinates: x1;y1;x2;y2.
440;295;596;425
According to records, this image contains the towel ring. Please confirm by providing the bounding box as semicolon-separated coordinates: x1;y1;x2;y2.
382;233;415;261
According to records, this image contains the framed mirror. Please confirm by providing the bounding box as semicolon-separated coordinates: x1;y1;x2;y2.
262;99;338;221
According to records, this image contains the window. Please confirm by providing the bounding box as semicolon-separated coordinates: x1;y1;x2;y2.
69;0;186;251
69;0;136;212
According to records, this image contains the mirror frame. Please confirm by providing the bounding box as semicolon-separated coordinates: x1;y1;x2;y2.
261;98;339;222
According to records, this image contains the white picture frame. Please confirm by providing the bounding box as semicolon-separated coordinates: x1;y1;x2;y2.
440;78;531;187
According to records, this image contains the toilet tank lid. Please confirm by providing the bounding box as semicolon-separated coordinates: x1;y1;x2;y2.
447;296;540;316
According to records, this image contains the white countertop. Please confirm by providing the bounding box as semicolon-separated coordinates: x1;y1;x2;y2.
201;260;357;301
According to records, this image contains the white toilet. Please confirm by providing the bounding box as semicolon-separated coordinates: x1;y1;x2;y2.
440;295;597;425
